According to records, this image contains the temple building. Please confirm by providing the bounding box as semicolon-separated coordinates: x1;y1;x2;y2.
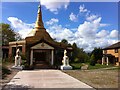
8;4;72;69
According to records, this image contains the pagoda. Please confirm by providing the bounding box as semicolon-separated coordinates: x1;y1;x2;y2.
9;3;72;69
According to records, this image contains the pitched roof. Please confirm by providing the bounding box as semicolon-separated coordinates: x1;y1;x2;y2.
103;41;120;50
25;29;68;49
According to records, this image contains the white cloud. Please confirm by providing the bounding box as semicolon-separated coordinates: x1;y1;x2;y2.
96;30;108;38
69;12;78;22
109;30;118;38
73;16;118;52
46;4;118;52
86;14;98;21
79;4;88;13
7;17;34;38
46;18;59;25
45;16;118;52
7;10;118;52
77;17;102;38
41;0;70;14
46;21;74;42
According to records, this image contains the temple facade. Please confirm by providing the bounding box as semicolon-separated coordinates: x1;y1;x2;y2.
9;4;72;68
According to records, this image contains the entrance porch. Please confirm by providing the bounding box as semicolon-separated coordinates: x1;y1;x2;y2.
30;42;54;68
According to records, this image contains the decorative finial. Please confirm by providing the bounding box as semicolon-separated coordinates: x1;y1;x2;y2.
35;0;44;29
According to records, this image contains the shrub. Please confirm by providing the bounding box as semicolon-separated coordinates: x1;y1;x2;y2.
90;59;96;66
21;60;27;65
2;65;11;79
21;54;27;60
21;54;27;66
74;58;79;63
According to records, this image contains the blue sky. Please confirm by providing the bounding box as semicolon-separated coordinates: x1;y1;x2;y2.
2;1;119;52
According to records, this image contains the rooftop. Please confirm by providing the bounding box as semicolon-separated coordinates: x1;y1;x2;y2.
103;41;120;50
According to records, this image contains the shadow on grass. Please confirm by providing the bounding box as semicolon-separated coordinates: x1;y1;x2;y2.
2;84;33;90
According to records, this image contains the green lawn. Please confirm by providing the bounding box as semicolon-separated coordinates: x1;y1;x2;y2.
71;63;118;70
88;64;115;69
71;63;83;69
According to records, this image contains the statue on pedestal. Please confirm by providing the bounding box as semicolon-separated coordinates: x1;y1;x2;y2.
14;48;21;67
62;50;69;66
12;48;22;70
61;50;72;70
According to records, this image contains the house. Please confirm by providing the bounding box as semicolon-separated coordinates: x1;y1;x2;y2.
8;4;72;69
102;41;120;66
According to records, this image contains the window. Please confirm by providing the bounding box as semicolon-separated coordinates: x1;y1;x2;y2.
104;50;107;54
115;49;118;53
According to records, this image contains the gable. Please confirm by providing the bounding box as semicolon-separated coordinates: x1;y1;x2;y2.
31;42;54;49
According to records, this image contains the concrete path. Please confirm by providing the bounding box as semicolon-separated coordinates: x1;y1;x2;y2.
4;70;95;89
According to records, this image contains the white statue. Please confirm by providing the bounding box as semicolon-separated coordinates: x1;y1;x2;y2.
62;50;69;66
61;50;72;70
14;48;21;67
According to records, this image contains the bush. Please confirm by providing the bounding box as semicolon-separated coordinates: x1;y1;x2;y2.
21;54;27;60
74;58;79;63
90;59;95;66
23;63;29;69
2;65;11;79
21;54;27;66
21;60;27;65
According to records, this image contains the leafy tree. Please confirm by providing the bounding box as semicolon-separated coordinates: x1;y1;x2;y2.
91;47;103;63
77;48;90;63
61;39;68;45
1;23;22;45
72;43;78;61
72;43;90;63
90;54;96;66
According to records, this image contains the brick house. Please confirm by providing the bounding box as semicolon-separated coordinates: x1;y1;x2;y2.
102;41;120;66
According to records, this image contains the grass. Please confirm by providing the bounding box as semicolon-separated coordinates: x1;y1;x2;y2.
71;63;83;69
70;62;118;70
65;62;119;88
63;69;118;88
88;64;115;69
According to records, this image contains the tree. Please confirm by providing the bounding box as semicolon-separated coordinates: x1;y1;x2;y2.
61;39;68;45
1;23;22;45
91;47;103;63
90;54;96;66
72;43;78;61
72;43;90;63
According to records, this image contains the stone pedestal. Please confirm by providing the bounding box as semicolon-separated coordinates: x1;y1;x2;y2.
11;66;23;70
61;65;72;70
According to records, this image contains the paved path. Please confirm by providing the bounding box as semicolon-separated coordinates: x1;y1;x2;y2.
4;70;94;89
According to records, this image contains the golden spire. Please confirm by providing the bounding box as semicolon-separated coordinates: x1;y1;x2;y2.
35;2;44;29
